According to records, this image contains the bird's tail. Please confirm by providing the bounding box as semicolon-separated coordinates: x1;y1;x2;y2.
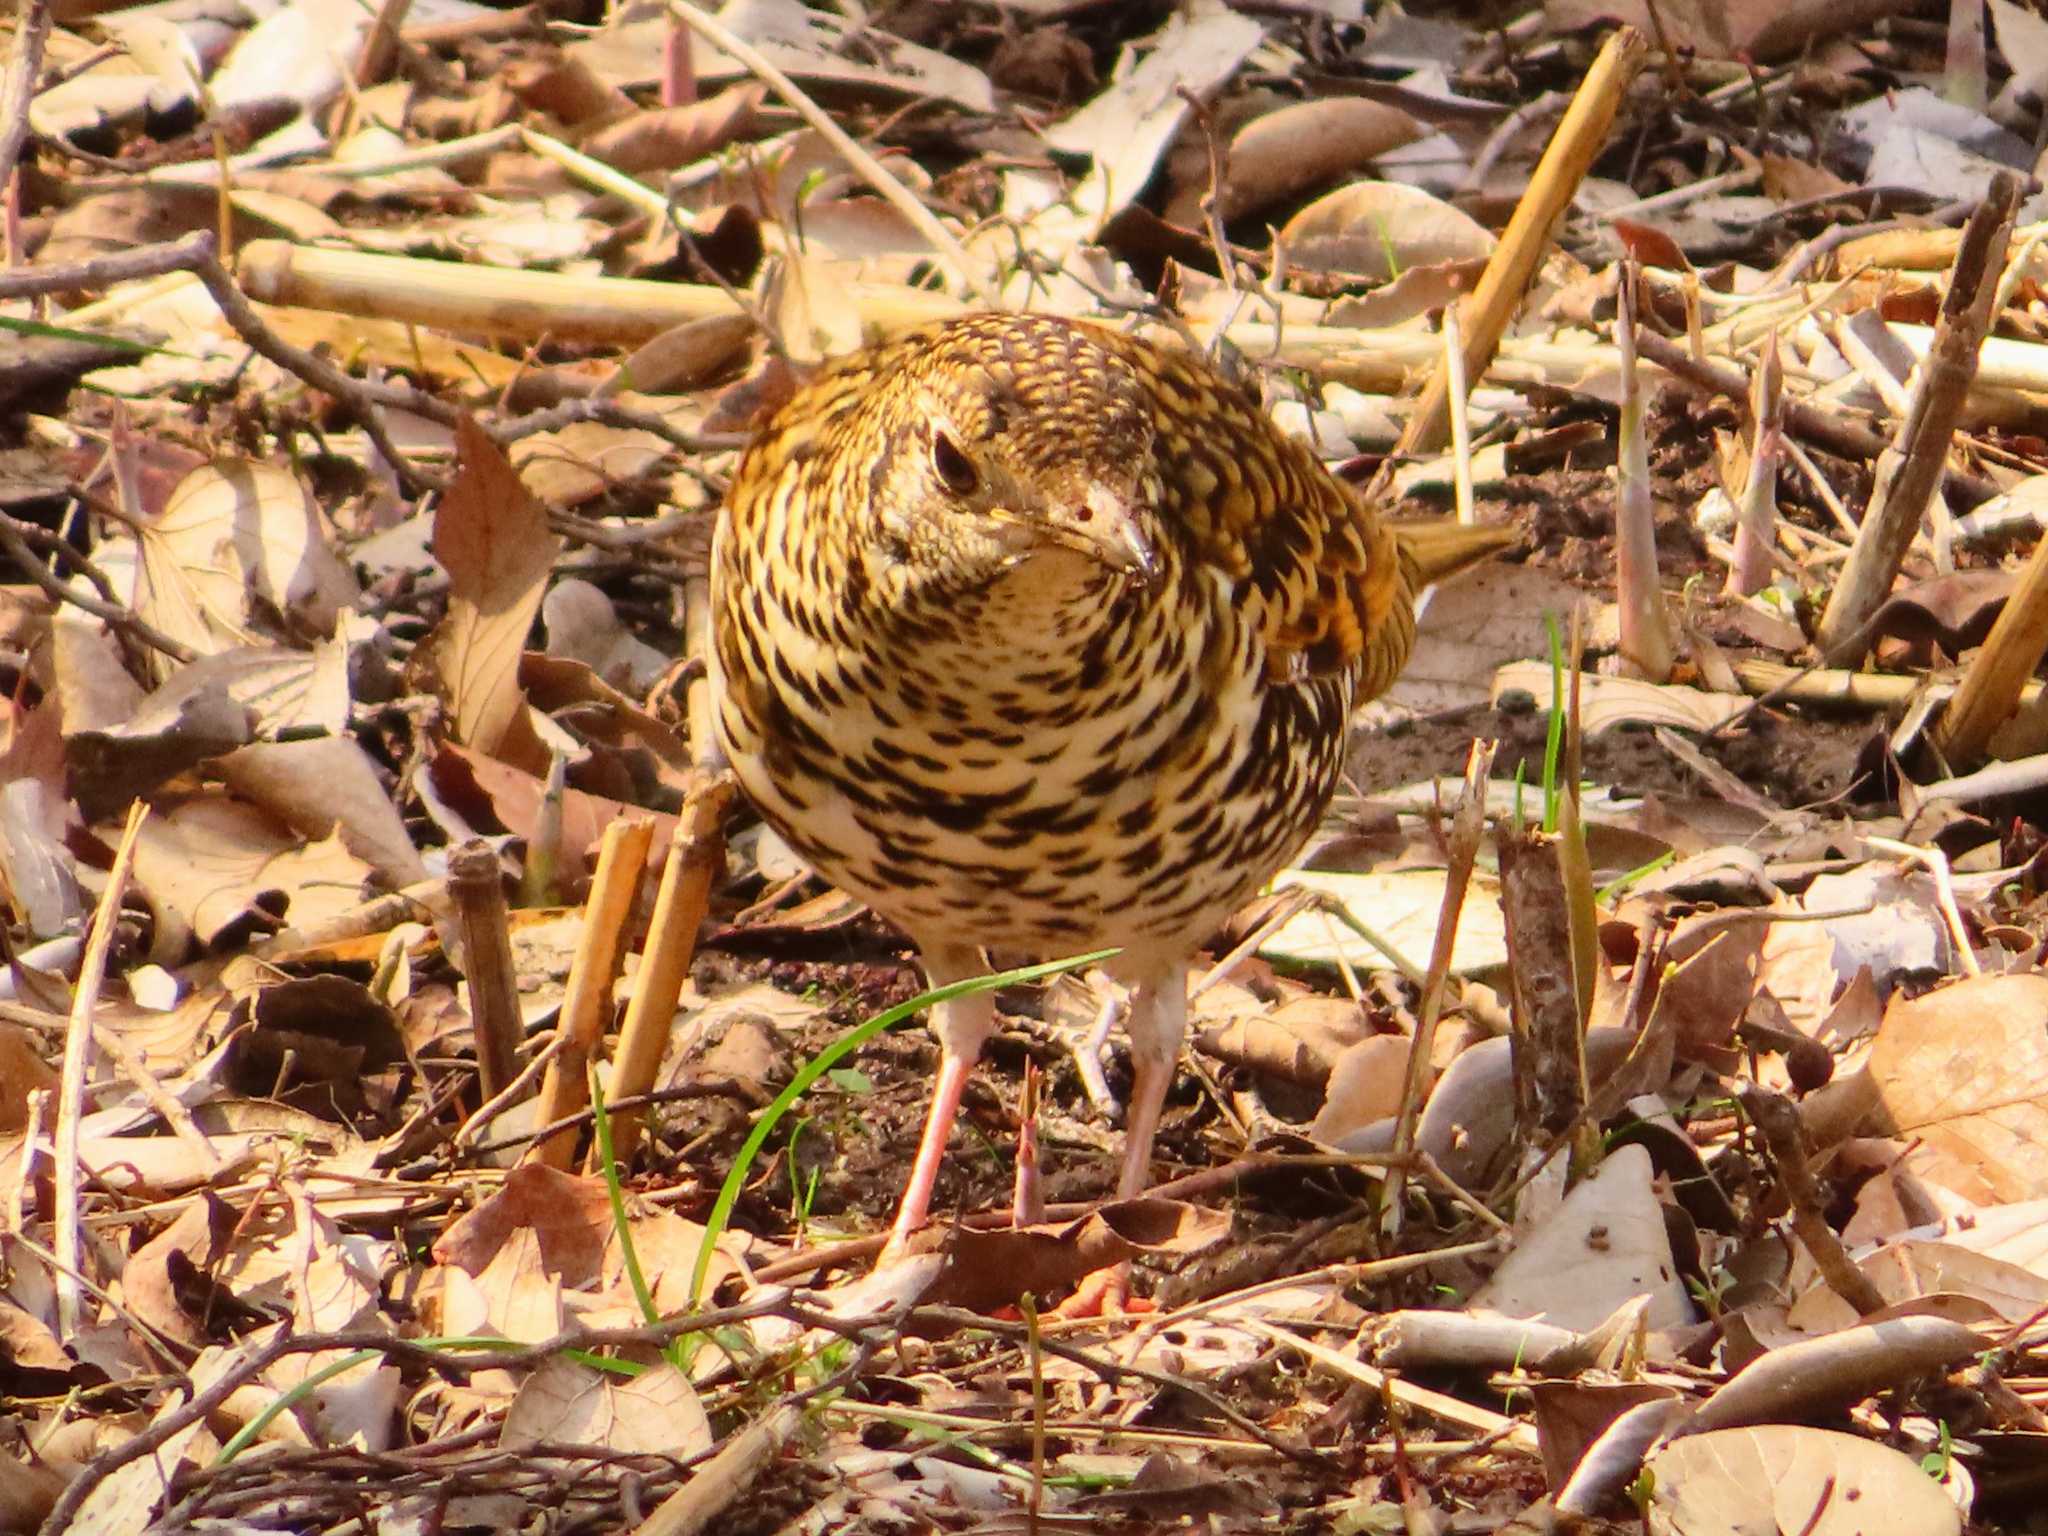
1392;518;1520;588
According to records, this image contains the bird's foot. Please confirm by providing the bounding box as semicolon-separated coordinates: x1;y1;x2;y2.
1047;1261;1154;1319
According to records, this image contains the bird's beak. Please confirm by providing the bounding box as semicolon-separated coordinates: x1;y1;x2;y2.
1042;481;1160;585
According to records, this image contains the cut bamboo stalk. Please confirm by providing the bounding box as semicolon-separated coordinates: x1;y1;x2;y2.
1735;657;2046;712
604;780;732;1163
1832;218;2048;274
1725;330;1784;599
1817;175;2018;665
528;817;655;1169
450;839;521;1100
234;239;963;348
1932;530;2048;764
1614;265;1675;680
1398;25;1648;455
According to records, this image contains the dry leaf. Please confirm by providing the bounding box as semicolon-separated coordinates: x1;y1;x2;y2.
426;417;562;770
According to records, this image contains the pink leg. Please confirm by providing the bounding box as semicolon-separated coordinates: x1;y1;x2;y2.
1115;967;1188;1200
884;948;994;1257
1051;968;1187;1318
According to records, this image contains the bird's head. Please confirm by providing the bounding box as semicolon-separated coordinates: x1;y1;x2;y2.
843;316;1169;601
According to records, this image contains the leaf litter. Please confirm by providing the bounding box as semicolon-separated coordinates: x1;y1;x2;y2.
4;1;2048;1532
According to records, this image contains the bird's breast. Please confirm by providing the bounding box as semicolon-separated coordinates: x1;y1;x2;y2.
715;548;1356;960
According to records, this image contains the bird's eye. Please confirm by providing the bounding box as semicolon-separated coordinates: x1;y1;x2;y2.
931;431;979;496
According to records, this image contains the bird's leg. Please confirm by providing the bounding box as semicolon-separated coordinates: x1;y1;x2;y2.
1071;984;1122;1121
884;945;995;1258
1050;967;1188;1318
1116;966;1189;1200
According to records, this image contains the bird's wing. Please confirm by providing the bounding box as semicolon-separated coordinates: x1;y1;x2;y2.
1129;337;1409;690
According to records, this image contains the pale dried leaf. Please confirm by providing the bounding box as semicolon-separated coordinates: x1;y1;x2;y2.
136;459;360;674
1646;1426;1960;1536
1280;179;1494;280
1490;660;1750;736
218;736;429;889
1473;1144;1695;1331
129;796;378;948
1861;973;2048;1204
1262;868;1508;975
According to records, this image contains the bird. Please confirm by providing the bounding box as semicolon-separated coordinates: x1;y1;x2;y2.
709;312;1512;1268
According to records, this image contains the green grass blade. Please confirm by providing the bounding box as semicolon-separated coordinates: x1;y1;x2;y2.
688;949;1116;1304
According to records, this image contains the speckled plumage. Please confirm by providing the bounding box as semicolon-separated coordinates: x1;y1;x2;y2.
710;313;1509;1255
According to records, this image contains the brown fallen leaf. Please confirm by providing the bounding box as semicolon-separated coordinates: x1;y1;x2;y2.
420;417;562;775
913;1198;1230;1311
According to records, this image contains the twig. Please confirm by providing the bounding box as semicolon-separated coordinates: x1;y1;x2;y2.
353;0;413;89
1233;1316;1540;1453
0;0;52;225
1738;1085;1887;1317
1387;740;1494;1227
903;1307;1333;1468
636;1405;804;1536
0;230;215;299
458;1073;766;1157
52;802;148;1340
487;395;737;454
0;508;196;663
662;0;994;306
189;250;445;493
1913;750;2048;806
1458;89;1564;198
40;1295;804;1535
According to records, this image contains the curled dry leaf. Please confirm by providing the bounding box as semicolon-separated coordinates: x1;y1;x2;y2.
121;1193;240;1351
579;83;767;176
0;710;82;939
1689;1314;1985;1435
434;1164;616;1282
1196;994;1373;1086
1311;1034;1425;1143
1164;99;1425;226
1830;972;2048;1205
916;1198;1229;1312
540;579;673;697
67;638;358;823
1786;1237;2048;1335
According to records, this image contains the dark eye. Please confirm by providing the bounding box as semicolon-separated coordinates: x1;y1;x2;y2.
931;431;978;496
